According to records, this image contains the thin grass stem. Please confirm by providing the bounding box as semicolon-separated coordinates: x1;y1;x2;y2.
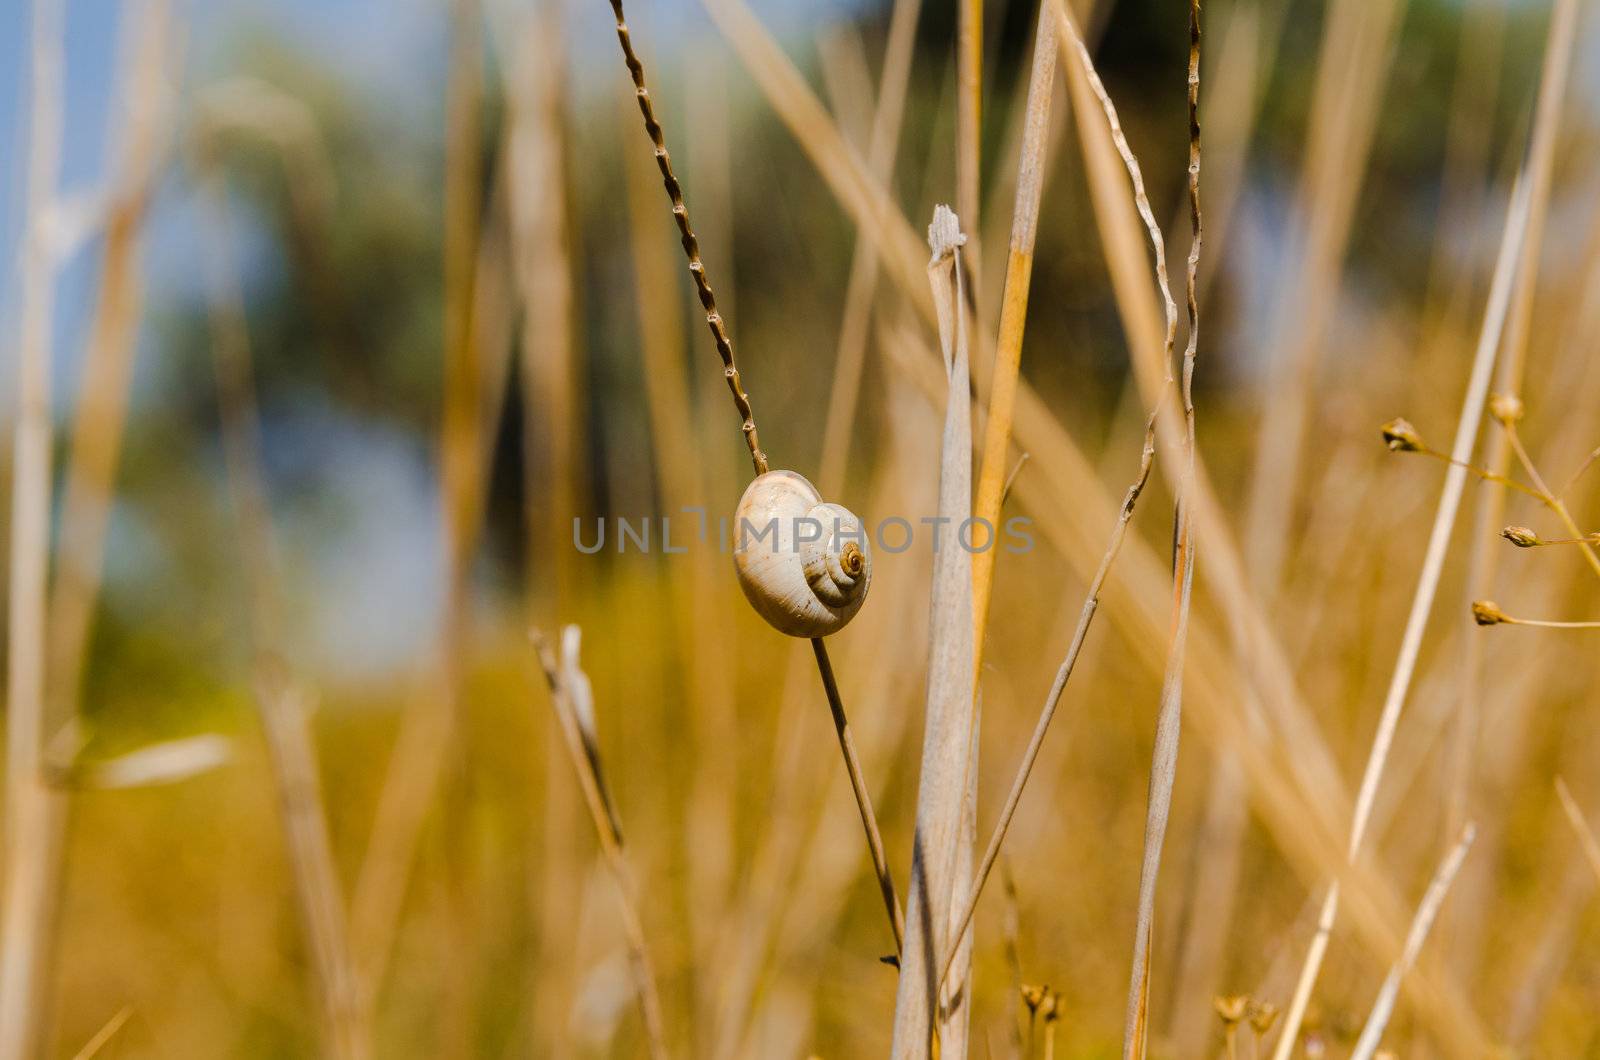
533;630;670;1060
811;637;906;952
1348;824;1477;1060
1270;169;1532;1060
608;0;904;960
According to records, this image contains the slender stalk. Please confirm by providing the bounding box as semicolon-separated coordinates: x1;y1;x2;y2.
608;0;766;477
1472;607;1600;630
939;399;1163;995
68;1007;132;1060
956;0;982;280
811;638;906;951
1348;824;1477;1060
1271;171;1531;1060
1556;445;1600;499
970;0;1055;660
1499;421;1600;580
1404;445;1546;501
607;0;903;956
1123;5;1202;1054
1554;778;1600;886
533;630;670;1060
0;3;66;1054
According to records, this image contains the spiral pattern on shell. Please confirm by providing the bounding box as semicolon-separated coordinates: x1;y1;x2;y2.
733;470;871;638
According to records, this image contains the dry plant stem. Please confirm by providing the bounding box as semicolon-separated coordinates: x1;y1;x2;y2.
1349;824;1476;1060
957;0;982;266
1124;6;1202;1055
810;639;906;951
253;672;372;1060
1054;0;1182;412
1554;778;1600;885
1500;423;1600;580
3;9;168;1054
0;2;65;1054
69;1006;132;1060
533;633;670;1060
1492;614;1600;630
1271;172;1532;1060
48;4;168;730
1557;445;1600;499
939;406;1163;995
1410;446;1544;500
891;209;977;1059
969;0;1055;658
610;0;904;960
608;0;766;477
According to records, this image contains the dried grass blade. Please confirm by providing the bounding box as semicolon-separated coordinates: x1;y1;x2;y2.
1348;824;1477;1060
891;207;977;1058
1123;3;1202;1055
533;628;670;1060
970;0;1055;660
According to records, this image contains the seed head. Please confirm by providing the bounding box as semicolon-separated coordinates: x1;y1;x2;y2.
1472;600;1510;626
1021;983;1048;1017
1381;418;1424;452
1248;1000;1280;1036
1214;995;1249;1025
1040;988;1059;1023
1489;392;1525;425
1502;526;1540;548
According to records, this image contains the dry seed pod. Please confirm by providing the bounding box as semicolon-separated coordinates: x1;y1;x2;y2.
733;470;871;638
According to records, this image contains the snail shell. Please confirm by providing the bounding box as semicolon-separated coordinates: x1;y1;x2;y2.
733;470;871;638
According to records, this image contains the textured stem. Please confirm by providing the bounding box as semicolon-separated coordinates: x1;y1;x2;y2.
608;0;767;476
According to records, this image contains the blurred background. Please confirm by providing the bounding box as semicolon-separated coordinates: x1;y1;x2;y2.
3;0;1600;1055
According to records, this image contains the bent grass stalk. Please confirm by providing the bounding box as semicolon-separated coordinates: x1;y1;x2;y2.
606;0;904;956
532;629;669;1060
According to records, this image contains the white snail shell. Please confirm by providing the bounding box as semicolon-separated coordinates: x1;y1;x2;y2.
733;470;871;638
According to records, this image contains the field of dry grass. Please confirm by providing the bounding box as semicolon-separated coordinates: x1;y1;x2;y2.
4;0;1600;1055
